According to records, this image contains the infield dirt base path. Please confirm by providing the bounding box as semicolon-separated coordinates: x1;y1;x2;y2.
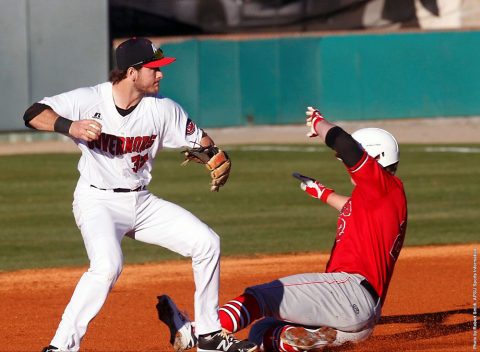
0;244;476;352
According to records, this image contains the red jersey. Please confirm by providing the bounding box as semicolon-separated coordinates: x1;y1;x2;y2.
325;152;407;304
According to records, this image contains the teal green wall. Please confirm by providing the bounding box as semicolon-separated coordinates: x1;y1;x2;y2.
160;31;480;127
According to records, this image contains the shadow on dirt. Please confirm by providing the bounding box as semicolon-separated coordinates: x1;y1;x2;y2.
322;308;473;351
376;308;473;339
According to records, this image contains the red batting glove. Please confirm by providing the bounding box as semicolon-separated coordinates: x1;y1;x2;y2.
301;179;334;203
293;172;334;203
305;106;325;138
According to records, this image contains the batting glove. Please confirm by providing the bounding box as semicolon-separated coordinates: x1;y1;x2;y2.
292;172;334;203
305;106;325;138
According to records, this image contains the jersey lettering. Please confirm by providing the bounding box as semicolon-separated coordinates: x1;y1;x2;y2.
335;199;352;242
108;136;118;155
140;135;152;151
87;133;157;156
132;136;143;153
123;137;134;154
100;133;111;153
390;221;407;261
40;82;200;189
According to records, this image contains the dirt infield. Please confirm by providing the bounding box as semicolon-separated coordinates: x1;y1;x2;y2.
0;244;476;351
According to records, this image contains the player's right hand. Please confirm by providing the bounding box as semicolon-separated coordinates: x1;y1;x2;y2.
305;106;324;138
292;172;334;203
69;119;102;142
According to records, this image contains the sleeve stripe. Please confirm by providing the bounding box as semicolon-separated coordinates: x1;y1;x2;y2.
349;152;369;173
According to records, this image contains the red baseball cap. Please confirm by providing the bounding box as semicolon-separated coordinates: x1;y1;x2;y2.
116;37;176;70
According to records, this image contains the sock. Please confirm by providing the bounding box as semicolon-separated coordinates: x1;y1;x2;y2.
219;293;262;333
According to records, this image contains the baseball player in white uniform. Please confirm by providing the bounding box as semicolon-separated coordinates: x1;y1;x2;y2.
23;37;257;352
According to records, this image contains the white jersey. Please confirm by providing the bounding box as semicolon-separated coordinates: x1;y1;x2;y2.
40;82;202;189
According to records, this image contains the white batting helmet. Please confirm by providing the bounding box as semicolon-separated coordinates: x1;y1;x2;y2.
351;128;399;167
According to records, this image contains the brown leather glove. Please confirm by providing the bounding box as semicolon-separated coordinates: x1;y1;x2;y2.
181;146;231;192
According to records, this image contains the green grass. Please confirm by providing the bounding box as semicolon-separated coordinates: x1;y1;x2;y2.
0;144;479;271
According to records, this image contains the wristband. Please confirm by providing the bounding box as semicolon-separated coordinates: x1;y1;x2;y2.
320;187;334;203
311;110;324;132
54;116;73;134
306;109;325;137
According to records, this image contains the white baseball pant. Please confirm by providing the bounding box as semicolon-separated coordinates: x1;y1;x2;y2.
50;178;221;350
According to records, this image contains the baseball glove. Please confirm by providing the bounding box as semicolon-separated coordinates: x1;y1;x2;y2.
181;146;231;192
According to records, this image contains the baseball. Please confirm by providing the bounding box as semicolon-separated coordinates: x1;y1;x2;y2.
87;123;101;136
89;123;101;130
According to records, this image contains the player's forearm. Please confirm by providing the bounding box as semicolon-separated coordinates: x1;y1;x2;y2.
27;108;76;136
295;173;349;210
315;120;337;142
27;108;59;132
23;102;101;141
199;132;215;148
326;193;350;212
23;103;58;131
306;107;364;168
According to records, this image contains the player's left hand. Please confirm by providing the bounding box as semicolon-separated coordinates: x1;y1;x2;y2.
292;172;334;203
305;106;324;138
207;149;231;192
182;146;231;192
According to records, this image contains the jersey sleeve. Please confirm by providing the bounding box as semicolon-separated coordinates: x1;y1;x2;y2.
348;153;396;200
159;98;203;148
39;87;93;121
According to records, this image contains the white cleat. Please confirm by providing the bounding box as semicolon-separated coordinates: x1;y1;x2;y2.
156;295;197;352
280;326;337;350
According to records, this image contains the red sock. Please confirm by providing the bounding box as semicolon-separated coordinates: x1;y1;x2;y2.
263;325;299;352
219;293;262;332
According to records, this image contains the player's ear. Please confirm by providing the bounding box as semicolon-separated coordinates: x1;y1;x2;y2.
126;66;138;81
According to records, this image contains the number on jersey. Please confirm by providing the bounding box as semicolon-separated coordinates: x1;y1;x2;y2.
131;154;149;173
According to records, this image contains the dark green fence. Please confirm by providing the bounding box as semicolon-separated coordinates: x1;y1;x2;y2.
160;31;480;127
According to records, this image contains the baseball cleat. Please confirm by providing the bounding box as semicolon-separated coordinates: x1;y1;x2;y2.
280;326;337;350
156;295;197;352
41;346;58;352
197;330;257;352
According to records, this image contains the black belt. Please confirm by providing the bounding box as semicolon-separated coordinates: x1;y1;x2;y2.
90;185;146;192
360;279;379;303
